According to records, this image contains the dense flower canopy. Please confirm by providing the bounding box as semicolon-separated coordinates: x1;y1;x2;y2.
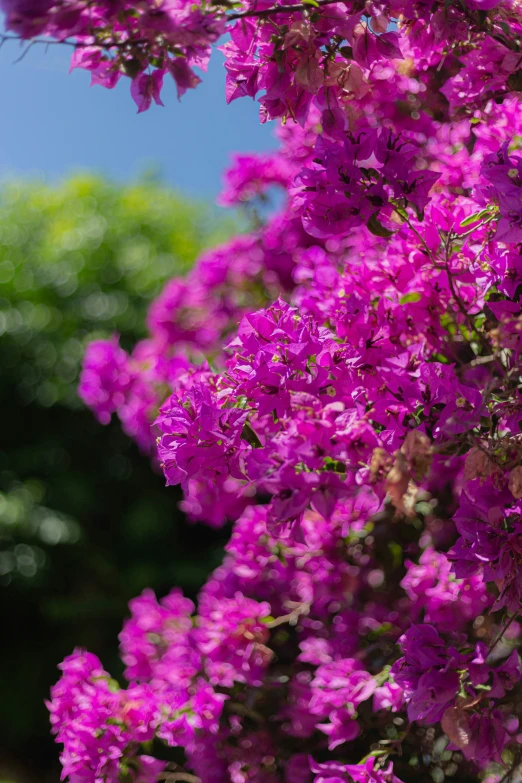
7;0;522;781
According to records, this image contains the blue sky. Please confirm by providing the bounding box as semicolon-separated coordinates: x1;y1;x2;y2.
0;42;277;200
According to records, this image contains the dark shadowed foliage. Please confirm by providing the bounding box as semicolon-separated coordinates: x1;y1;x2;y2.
0;175;233;783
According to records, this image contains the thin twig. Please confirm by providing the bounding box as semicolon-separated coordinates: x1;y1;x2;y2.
397;211;438;265
456;216;495;239
12;39;35;62
0;32;150;51
160;773;201;783
267;601;310;627
228;701;265;722
497;760;520;783
228;0;350;19
0;0;353;42
488;611;521;656
470;354;496;366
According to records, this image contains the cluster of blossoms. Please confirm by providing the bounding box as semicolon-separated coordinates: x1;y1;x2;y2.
291;128;441;238
8;0;522;781
3;0;522;115
1;0;225;110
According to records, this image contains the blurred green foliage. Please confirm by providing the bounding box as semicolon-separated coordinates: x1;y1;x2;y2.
0;175;232;783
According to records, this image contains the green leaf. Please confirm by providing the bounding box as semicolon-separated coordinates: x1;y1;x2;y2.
359;167;380;181
375;664;391;686
459;208;491;227
367;212;394;238
302;0;320;6
399;292;422;304
242;421;262;448
410;201;425;221
361;749;389;763
323;456;346;473
340;45;353;58
122;58;143;79
388;542;403;568
508;70;522;91
431;352;451;364
393;205;409;221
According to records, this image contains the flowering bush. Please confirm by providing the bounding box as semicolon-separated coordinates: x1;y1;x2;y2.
7;0;522;781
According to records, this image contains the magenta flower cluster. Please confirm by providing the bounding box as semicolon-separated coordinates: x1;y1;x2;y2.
292;129;441;238
5;0;522;781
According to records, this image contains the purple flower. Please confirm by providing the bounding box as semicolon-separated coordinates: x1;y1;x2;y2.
78;337;133;425
48;650;165;783
1;0;52;36
196;593;273;687
156;379;249;491
479;142;522;243
311;659;377;713
391;625;465;724
131;71;166;114
311;757;404;783
119;588;197;686
219;152;294;206
401;548;491;632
